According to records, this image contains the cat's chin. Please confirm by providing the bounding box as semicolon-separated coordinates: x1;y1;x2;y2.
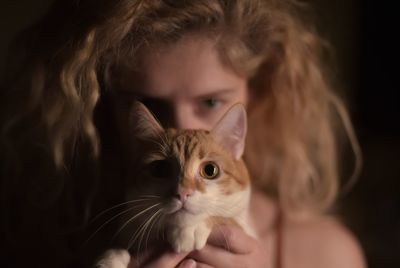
174;206;196;216
167;209;201;228
164;199;197;216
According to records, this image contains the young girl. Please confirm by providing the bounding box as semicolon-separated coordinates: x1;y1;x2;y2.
0;0;366;267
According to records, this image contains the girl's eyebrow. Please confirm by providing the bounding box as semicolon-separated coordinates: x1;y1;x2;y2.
194;88;235;99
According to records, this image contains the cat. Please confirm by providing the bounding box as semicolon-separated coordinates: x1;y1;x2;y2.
96;101;255;267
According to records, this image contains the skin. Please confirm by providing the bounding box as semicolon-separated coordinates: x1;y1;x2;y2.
119;34;366;268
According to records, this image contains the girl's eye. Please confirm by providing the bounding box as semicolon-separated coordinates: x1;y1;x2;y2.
200;161;220;180
202;98;221;109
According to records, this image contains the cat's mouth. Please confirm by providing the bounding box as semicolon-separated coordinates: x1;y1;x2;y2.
166;199;196;215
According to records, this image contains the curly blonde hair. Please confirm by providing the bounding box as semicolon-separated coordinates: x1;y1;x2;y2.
1;0;359;224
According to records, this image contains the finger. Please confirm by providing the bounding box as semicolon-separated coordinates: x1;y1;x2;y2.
177;258;196;268
195;262;214;268
142;251;188;268
177;259;214;268
189;244;244;268
207;225;257;254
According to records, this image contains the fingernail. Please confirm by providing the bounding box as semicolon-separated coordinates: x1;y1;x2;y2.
184;259;196;268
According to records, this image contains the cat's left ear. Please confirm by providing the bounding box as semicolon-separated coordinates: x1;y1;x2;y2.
129;101;164;140
211;103;247;160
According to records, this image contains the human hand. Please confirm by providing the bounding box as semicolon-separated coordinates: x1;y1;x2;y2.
127;243;188;268
128;225;269;268
186;225;270;268
127;248;209;268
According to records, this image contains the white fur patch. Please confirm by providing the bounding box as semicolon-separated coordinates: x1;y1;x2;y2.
96;249;130;268
165;185;253;252
168;220;211;252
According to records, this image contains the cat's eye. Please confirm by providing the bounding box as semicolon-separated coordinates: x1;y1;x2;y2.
200;162;220;180
147;160;174;178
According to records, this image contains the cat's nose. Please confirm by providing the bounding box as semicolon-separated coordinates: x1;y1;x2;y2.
175;187;194;203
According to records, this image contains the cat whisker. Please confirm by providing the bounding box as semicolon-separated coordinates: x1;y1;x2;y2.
139;194;162;199
89;198;157;223
145;211;164;252
130;226;147;257
140;208;164;254
127;206;162;255
84;203;150;245
127;219;148;256
126;204;160;245
112;202;162;241
157;213;167;242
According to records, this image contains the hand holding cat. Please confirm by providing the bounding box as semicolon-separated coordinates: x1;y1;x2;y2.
186;225;269;268
125;225;268;268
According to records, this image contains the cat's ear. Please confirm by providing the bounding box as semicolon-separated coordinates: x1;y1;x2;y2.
211;103;247;160
129;101;164;140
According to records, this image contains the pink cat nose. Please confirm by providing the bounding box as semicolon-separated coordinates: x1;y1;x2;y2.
175;187;194;203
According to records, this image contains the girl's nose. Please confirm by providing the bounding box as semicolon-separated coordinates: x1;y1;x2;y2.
170;105;202;130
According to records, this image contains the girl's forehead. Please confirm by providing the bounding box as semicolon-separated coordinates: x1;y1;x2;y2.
120;35;247;99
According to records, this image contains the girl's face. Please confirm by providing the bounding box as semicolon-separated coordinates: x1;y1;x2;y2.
119;35;248;131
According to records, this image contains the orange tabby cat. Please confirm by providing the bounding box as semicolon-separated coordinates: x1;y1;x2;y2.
97;102;254;267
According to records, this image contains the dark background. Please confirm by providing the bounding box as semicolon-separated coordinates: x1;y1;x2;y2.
312;1;400;268
1;1;399;267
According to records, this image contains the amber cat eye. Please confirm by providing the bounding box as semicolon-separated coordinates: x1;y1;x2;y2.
200;162;220;179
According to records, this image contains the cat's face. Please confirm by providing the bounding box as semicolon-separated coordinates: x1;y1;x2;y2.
125;102;249;228
130;129;250;223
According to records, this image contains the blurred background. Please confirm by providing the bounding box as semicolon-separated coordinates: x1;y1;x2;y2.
1;1;399;267
311;1;399;268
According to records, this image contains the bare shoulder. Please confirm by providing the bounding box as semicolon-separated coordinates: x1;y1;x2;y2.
249;192;366;268
284;214;367;268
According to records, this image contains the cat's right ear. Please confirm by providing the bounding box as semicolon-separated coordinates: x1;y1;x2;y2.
211;103;247;160
129;101;164;140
